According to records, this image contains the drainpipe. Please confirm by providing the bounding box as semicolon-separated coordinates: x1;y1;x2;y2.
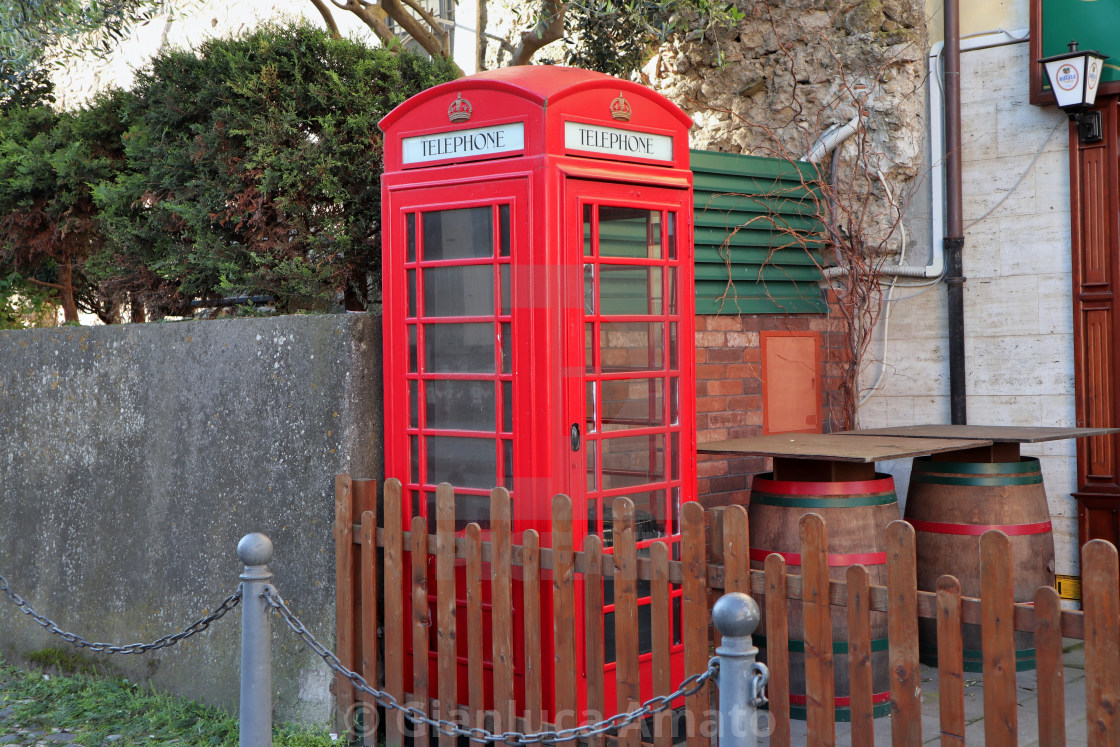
944;0;967;425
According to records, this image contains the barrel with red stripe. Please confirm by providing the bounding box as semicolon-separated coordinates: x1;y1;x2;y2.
903;456;1056;671
748;473;899;721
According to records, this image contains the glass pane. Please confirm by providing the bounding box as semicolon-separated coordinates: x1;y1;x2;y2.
426;380;495;431
409;381;418;428
587;440;597;492
501;322;512;374
503;440;513;489
671;486;680;535
426;436;497;489
666;267;677;315
599;207;660;259
502;380;512;433
585;324;596;373
670;432;680;481
602;606;654;663
672;594;682;645
586;381;598;431
499;204;511;258
601;378;664;432
408;325;417;373
500;264;510;316
410;435;420;484
666;212;676;260
669;323;678;370
670;378;679;426
425;323;494;373
627;490;667;540
598;266;661;316
600;322;664;372
583;264;595;314
422;208;493;261
583;204;594;257
407;213;416;263
424;265;494;317
601;433;665;490
407;269;416;318
427;492;491;530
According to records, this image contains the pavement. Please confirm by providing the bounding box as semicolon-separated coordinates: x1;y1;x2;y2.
777;641;1089;746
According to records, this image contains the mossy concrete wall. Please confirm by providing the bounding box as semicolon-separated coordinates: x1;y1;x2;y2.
0;313;382;727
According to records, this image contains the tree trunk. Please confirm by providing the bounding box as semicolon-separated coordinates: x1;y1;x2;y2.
57;260;79;323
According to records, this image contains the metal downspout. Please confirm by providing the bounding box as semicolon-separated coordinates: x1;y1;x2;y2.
944;0;967;425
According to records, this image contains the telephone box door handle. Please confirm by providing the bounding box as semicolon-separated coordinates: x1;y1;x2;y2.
570;423;581;452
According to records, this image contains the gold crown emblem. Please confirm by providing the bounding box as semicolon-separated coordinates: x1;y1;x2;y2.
609;92;632;122
448;93;472;123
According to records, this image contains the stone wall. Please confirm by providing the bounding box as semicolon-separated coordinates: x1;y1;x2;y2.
0;313;382;726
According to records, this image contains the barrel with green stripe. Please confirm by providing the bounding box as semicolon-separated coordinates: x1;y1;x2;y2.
903;456;1056;672
748;473;900;721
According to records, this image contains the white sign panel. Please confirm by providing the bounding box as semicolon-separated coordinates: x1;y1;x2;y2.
402;122;525;164
564;121;674;162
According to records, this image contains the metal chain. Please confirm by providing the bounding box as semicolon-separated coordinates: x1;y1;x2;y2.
264;587;718;744
749;662;769;708
0;571;242;654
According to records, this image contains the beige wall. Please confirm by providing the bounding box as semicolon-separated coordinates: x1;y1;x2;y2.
926;0;1030;45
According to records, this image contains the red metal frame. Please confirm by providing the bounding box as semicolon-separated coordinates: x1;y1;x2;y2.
380;67;696;721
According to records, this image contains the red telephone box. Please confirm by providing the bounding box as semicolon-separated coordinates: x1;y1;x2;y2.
379;65;696;722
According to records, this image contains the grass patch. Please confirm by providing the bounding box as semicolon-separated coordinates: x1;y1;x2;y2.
0;656;341;746
25;647;116;677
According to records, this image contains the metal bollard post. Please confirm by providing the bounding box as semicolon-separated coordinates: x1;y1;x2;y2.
238;533;274;747
712;592;768;747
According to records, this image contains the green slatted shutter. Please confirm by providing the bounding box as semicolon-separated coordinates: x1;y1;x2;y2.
691;149;827;314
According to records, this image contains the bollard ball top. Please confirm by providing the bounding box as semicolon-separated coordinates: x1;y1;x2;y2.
237;532;274;566
712;592;761;638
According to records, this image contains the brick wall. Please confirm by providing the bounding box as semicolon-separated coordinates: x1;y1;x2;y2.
694;298;849;508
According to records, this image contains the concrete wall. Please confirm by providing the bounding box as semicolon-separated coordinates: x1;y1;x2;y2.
859;38;1081;576
0;313;382;726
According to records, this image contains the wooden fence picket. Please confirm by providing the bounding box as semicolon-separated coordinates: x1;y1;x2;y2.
1083;539;1120;747
765;553;791;747
935;575;965;747
650;541;672;747
583;534;606;747
490;488;514;734
551;495;577;746
846;564;874;745
724;505;750;594
382;479;404;746
333;474;356;735
1033;585;1065;747
612;498;641;747
359;508;378;745
465;523;485;746
980;531;1017;747
523;530;543;732
409;514;429;743
800;513;835;747
887;520;922;747
435;485;457;747
681;501;710;747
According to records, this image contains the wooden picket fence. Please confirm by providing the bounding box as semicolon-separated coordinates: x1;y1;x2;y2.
334;474;1120;746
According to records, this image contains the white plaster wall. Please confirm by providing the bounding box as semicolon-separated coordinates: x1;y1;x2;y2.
859;40;1081;576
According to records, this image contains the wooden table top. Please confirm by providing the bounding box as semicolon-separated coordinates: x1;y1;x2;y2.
698;432;993;463
838;424;1120;443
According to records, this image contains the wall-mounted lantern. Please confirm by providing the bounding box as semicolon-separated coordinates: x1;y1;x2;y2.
1038;40;1110;144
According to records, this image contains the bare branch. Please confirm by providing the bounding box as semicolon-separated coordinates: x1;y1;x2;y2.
308;0;342;37
509;0;565;66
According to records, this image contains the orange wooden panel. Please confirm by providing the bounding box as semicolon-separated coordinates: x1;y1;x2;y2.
583;535;606;747
650;542;672;747
465;523;485;746
761;331;821;435
846;564;874;746
360;510;378;745
523;530;542;731
681;502;710;747
490;488;514;733
612;498;641;747
799;513;835;747
1034;585;1066;747
764;554;791;747
724;505;750;594
887;520;922;747
936;575;965;747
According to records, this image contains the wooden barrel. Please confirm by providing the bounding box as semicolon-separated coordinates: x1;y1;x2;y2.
749;473;900;721
903;456;1056;672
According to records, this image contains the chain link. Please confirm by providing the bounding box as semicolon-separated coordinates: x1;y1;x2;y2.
0;571;242;654
750;662;769;708
264;587;718;744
